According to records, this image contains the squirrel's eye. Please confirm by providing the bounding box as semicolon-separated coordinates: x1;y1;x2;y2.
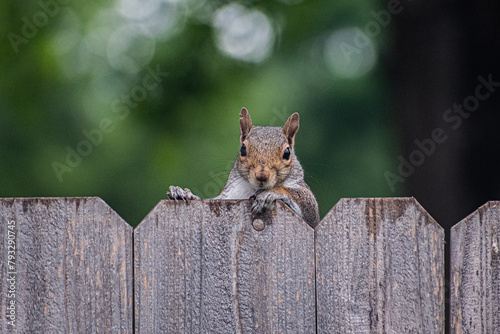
240;144;247;157
283;147;291;160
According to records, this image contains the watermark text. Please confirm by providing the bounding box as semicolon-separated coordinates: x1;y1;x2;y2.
6;220;17;327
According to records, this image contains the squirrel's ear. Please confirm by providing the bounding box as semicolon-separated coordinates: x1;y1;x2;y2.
283;112;299;146
239;107;253;143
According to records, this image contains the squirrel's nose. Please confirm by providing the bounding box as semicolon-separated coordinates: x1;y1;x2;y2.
255;171;269;183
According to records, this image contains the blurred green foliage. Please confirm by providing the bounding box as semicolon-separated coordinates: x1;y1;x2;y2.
0;0;401;226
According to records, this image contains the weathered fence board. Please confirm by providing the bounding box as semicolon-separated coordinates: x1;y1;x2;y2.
134;200;316;333
451;201;500;333
0;197;133;334
315;198;444;333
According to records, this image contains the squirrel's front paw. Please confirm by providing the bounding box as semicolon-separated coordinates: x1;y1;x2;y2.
167;186;201;200
251;190;280;215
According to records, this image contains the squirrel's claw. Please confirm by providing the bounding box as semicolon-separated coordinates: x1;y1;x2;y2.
167;186;201;200
252;189;302;220
251;190;279;215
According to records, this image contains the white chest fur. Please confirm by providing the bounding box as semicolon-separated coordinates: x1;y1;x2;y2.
219;179;256;199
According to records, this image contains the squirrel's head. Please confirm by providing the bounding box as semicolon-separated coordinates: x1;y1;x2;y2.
237;107;299;190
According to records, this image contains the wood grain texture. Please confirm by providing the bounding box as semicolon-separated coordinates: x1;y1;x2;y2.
315;198;444;334
451;201;500;333
134;199;315;334
0;197;133;334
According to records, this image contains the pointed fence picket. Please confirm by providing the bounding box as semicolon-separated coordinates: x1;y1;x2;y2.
315;198;444;333
450;201;500;333
134;200;315;333
0;197;133;334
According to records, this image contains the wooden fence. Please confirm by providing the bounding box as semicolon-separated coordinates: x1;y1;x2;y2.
0;197;497;333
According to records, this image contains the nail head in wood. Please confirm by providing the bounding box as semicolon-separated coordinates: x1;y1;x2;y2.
252;218;265;231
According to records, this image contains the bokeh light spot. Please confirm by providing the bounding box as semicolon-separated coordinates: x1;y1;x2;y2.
212;4;275;63
117;0;161;20
140;1;184;40
324;27;377;79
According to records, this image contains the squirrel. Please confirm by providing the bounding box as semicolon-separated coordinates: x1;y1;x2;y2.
167;107;320;228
